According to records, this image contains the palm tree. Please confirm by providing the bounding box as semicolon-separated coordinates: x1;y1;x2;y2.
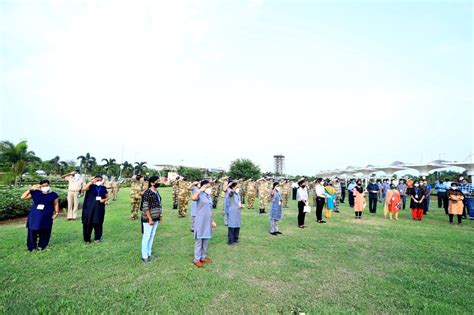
0;140;41;184
121;161;134;177
77;153;96;174
134;161;148;175
102;158;117;175
48;156;61;175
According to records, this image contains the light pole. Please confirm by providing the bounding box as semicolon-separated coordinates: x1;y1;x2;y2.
119;164;124;179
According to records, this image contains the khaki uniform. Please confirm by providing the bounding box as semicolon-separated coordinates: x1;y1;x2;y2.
178;179;190;217
130;178;143;220
66;175;83;220
111;179;119;201
104;179;113;205
333;182;342;212
247;180;257;209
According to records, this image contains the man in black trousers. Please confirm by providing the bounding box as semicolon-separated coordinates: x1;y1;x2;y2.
367;178;379;213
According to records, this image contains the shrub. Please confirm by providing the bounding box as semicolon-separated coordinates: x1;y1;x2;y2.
0;187;68;221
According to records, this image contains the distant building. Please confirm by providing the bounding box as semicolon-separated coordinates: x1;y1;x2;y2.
273;155;285;176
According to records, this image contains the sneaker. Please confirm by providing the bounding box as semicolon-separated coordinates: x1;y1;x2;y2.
318;220;326;224
94;239;102;243
194;261;203;268
201;258;212;264
142;258;152;264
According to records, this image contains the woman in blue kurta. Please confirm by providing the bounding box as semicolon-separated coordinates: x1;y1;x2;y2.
269;182;283;235
21;180;59;251
191;180;216;268
81;175;109;243
226;182;242;245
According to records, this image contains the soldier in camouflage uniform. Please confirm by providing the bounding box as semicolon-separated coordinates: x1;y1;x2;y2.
130;175;144;220
211;179;222;209
170;177;179;209
257;178;270;214
177;177;190;217
239;178;247;205
333;177;342;213
246;179;257;209
280;179;290;208
111;177;119;201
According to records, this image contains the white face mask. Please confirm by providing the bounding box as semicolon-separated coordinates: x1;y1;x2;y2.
204;188;212;195
41;186;50;193
235;188;240;194
452;186;457;190
414;184;419;187
96;181;103;186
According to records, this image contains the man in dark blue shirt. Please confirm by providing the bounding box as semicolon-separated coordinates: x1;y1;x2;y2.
434;179;447;209
367;178;379;213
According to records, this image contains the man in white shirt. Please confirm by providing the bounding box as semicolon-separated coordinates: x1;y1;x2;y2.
62;170;83;220
297;179;309;228
314;179;327;223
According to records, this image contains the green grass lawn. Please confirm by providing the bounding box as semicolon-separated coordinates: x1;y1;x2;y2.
1;187;473;314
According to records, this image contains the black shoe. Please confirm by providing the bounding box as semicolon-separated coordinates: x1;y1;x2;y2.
276;231;283;234
317;220;326;224
270;232;278;235
142;258;152;264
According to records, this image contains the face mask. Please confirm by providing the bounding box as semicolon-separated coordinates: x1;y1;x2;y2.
204;188;212;195
414;184;419;187
153;183;160;188
452;186;457;190
235;188;240;194
96;181;103;186
41;186;50;193
74;174;81;180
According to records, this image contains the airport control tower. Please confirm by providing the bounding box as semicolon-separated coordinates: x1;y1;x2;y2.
273;154;285;176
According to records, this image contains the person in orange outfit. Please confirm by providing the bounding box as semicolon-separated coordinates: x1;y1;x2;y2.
386;184;401;220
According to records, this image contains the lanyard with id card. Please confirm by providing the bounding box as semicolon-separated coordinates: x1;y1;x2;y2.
37;204;45;210
95;186;102;201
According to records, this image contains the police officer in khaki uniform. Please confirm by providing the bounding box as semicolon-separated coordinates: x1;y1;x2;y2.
178;177;190;217
246;179;257;209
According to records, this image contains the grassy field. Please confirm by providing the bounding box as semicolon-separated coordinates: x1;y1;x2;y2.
1;187;473;314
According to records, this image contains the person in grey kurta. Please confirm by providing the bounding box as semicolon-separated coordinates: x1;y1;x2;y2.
223;179;233;226
226;181;242;245
191;180;215;268
269;182;283;235
189;181;200;232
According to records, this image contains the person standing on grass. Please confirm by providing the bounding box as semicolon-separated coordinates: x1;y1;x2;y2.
333;178;342;213
297;179;309;228
140;176;163;263
386;184;401;220
191;180;216;268
61;169;83;221
397;179;408;210
81;175;108;243
269;182;283;235
434;179;447;209
189;181;200;233
226;181;242;245
409;181;425;221
353;180;366;219
21;180;59;252
422;178;432;215
324;181;336;219
348;179;356;207
447;182;464;224
459;177;473;219
367;178;379;214
314;178;327;223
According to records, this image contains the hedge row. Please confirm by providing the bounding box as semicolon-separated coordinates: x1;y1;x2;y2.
0;187;68;221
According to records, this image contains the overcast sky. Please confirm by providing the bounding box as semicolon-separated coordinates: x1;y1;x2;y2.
1;0;472;175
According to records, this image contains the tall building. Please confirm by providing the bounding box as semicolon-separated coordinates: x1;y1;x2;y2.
273;155;285;176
